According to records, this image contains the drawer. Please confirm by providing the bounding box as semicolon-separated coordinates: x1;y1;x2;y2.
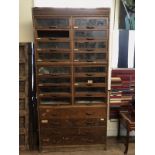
40;127;106;146
39;107;106;119
73;17;108;30
74;52;107;63
75;96;106;105
39;96;71;105
36;30;70;40
74;30;108;40
74;40;107;51
38;66;71;75
37;51;71;62
40;118;106;128
74;65;107;75
34;17;70;29
38;76;71;86
37;41;70;50
38;85;71;94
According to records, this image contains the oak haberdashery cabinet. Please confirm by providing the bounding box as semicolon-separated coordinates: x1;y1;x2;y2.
32;8;110;151
19;43;29;150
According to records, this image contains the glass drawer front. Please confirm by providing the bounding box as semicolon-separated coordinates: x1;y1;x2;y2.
75;66;106;73
38;42;70;49
74;31;107;39
35;18;69;28
39;77;70;84
75;97;106;104
75;77;106;84
74;41;106;49
38;53;70;62
37;30;69;38
74;18;108;29
40;97;71;105
38;66;70;75
74;53;106;62
39;86;71;93
75;87;106;93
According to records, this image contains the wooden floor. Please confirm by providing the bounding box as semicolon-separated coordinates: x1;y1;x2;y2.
20;138;135;155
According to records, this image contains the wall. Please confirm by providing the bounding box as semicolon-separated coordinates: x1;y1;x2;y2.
19;0;33;42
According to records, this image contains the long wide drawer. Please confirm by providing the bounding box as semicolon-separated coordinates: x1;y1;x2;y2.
40;127;106;146
39;106;106;119
40;118;106;128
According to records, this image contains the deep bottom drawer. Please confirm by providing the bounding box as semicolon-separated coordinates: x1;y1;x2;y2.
40;127;106;146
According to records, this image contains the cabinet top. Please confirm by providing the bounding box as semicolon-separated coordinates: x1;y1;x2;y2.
32;7;110;16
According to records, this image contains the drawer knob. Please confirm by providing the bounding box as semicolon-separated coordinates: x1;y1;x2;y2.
41;120;48;123
100;118;104;121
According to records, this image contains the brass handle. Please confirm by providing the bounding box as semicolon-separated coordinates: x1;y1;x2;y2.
41;120;48;123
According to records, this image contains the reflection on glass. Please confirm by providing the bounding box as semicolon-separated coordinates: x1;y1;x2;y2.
39;66;70;74
38;53;70;61
75;87;105;93
75;77;106;83
40;97;70;104
39;77;70;84
75;42;105;49
75;97;106;104
36;18;69;28
38;42;70;49
39;87;70;93
75;66;105;73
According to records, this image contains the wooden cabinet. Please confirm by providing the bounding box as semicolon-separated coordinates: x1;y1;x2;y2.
32;8;110;151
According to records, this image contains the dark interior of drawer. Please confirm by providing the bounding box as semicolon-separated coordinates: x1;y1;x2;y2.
75;77;106;84
75;42;106;49
40;97;71;105
74;53;106;62
38;42;70;49
75;87;106;93
39;77;70;84
37;30;69;38
74;30;106;38
75;97;106;104
36;18;69;28
19;99;25;110
39;86;71;93
38;52;70;61
38;66;70;74
19;116;25;128
19;134;25;145
75;66;106;73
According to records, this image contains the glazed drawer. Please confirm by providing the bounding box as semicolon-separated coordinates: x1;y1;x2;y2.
34;17;70;29
39;107;106;119
40;127;106;146
73;17;108;30
40;118;106;128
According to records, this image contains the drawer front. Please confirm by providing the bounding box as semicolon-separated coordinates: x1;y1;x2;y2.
74;97;106;104
38;66;71;75
73;17;108;29
35;17;69;29
39;96;71;105
19;63;26;77
40;118;106;128
19;46;27;62
37;41;70;50
37;52;71;62
40;127;106;146
74;41;107;51
39;107;106;119
36;30;70;39
74;30;108;40
74;52;107;63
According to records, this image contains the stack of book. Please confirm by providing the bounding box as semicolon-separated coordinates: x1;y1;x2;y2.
110;69;135;119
